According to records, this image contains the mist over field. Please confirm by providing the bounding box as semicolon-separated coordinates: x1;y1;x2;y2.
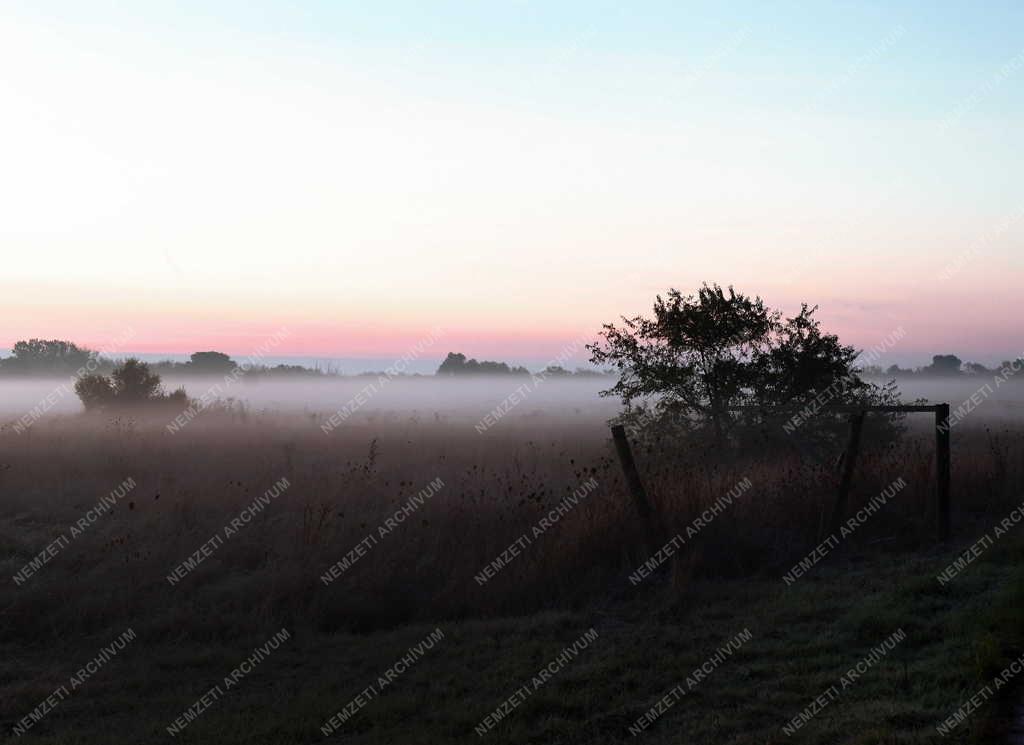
0;375;614;423
2;374;1022;425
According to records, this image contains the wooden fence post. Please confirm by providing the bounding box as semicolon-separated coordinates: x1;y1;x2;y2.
610;425;666;551
935;403;951;542
828;412;865;536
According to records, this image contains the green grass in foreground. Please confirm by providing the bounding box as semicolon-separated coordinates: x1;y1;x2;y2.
5;535;1024;744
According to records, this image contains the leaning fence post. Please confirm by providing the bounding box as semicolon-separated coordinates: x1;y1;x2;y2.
610;425;666;551
828;412;865;537
935;403;951;542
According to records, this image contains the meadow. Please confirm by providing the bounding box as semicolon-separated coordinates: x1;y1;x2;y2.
2;378;1023;742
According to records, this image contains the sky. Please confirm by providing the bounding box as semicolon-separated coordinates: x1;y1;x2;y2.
1;1;1022;367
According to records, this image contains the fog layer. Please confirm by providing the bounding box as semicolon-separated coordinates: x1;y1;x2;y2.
2;376;1022;425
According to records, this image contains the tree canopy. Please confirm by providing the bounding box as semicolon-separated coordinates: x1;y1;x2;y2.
588;284;900;443
186;351;237;373
436;352;529;376
4;339;95;374
74;358;187;411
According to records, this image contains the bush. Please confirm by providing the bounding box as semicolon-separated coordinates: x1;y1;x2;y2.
110;358;163;402
73;374;115;410
74;358;189;411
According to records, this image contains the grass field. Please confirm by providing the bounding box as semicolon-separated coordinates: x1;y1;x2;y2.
2;409;1023;742
5;537;1024;743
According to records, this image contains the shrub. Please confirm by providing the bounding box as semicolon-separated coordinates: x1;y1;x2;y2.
74;358;189;411
73;374;115;410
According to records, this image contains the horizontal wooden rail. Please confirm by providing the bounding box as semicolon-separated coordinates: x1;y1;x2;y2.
725;404;942;413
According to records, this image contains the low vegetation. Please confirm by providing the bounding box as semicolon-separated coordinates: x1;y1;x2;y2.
74;359;188;411
0;412;1022;741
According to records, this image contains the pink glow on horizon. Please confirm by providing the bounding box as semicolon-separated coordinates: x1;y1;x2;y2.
0;322;597;362
2;280;1019;366
3;311;1017;367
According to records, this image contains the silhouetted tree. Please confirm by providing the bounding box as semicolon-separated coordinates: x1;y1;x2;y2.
588;283;900;444
540;365;571;377
74;374;115;410
437;353;468;375
111;358;163;402
74;358;187;410
186;351;237;373
436;352;529;376
922;354;963;376
4;339;95;374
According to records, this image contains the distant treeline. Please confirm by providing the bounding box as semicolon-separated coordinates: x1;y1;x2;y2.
0;341;329;378
861;354;1024;378
435;352;606;378
0;339;611;379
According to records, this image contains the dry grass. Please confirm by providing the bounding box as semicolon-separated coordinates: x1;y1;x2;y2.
1;409;1021;645
2;408;1024;742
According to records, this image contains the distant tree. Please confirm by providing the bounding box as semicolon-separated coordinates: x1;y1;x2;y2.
186;351;237;374
885;364;905;376
436;352;529;376
4;339;95;374
922;354;963;376
111;358;163;401
540;365;572;377
588;283;901;444
74;358;187;410
260;364;322;377
964;362;991;376
570;367;612;378
74;374;115;410
437;353;468;375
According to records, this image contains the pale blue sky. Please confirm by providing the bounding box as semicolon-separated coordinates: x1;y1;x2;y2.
2;1;1021;364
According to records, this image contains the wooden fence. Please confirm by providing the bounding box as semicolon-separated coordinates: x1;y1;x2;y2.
612;403;952;545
